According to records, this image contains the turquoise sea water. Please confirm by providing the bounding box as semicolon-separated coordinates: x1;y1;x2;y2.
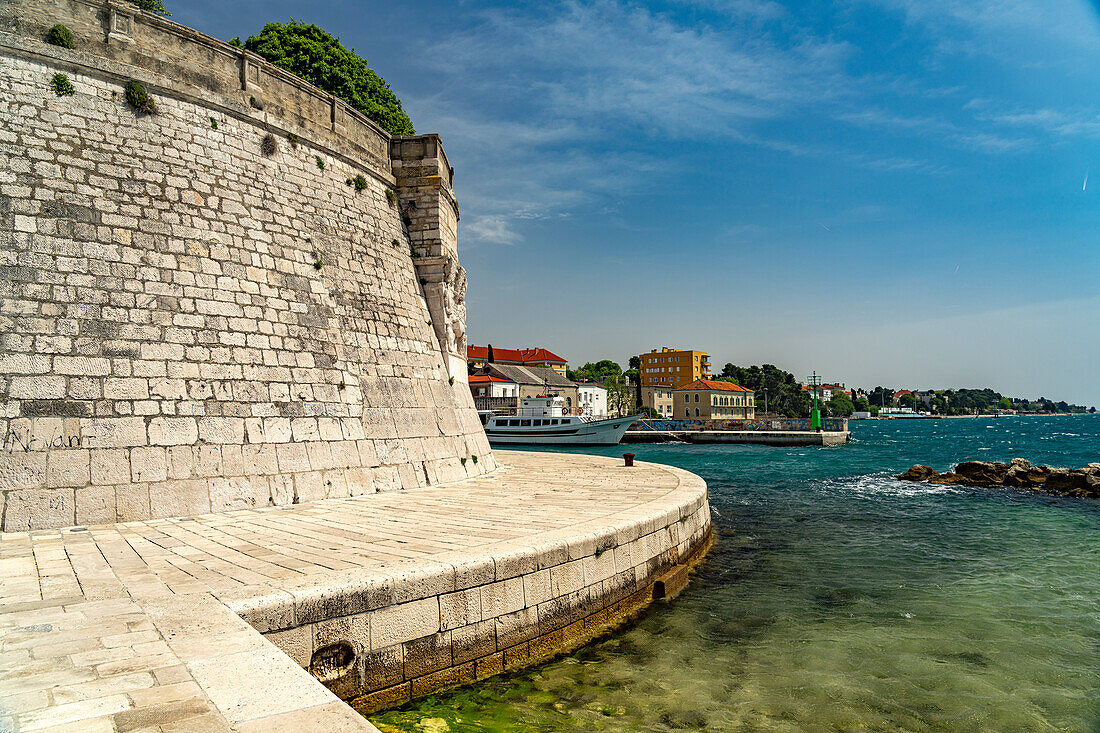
373;415;1100;732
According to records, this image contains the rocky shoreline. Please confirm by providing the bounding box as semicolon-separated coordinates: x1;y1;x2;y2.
897;459;1100;498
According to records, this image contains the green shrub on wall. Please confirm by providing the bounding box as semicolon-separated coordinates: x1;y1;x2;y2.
234;21;414;136
124;80;156;114
345;175;367;192
51;73;75;97
46;24;74;49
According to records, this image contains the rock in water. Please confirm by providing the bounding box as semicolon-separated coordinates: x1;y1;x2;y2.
954;461;1009;486
897;465;939;481
896;459;1099;499
928;472;971;485
1044;470;1089;494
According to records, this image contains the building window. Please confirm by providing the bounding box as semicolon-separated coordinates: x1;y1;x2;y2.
694;393;699;402
685;408;690;417
695;407;700;417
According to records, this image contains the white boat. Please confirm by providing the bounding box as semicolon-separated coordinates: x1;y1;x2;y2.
479;396;640;445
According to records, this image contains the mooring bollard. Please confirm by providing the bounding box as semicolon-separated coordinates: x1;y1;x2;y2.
623;453;635;467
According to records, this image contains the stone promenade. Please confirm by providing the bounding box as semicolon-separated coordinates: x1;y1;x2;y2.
0;451;710;732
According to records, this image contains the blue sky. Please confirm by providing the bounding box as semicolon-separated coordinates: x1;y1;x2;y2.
177;0;1100;406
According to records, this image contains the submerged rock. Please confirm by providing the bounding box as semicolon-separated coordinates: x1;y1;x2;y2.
897;460;1100;498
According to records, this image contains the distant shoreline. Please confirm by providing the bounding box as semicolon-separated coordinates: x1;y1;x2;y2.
864;412;1093;420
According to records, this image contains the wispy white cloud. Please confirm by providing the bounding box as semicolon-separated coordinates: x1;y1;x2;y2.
462;215;523;247
836;108;1032;152
407;0;1097;251
862;0;1100;62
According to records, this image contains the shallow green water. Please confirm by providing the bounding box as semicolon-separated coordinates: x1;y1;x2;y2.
372;415;1100;732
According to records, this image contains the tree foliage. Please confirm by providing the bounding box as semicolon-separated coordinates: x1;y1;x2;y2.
127;0;170;16
826;391;855;417
236;21;414;136
568;360;622;383
720;363;811;418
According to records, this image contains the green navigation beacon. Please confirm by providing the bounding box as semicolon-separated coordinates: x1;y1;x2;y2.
807;372;823;431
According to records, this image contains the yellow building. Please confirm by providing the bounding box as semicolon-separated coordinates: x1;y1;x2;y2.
673;379;755;420
638;347;711;388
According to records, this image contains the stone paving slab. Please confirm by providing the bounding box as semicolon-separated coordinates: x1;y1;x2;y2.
0;450;709;732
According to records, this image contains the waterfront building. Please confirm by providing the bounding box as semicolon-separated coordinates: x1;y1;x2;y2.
802;382;845;399
576;382;608;417
674;379;755;419
473;364;580;412
638;347;711;388
641;386;675;418
467;345;568;376
638;347;711;416
469;374;519;412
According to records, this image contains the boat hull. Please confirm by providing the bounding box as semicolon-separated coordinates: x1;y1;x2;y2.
486;416;640;445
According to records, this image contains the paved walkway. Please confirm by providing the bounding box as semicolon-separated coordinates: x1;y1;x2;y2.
0;451;706;732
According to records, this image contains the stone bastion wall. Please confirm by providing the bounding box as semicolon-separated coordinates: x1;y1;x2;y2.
0;0;495;531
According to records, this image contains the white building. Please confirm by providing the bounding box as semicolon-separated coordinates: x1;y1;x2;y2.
576;383;608;417
468;374;517;398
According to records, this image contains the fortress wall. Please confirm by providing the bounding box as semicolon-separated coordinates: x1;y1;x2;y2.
0;0;494;531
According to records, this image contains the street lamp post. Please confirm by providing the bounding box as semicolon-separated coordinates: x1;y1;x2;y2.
763;388;768;418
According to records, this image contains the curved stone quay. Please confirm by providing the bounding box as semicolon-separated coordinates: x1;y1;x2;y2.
0;450;711;732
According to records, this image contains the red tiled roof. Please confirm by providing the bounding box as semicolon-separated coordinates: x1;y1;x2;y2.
894;389;914;398
468;375;515;384
673;379;753;393
467;345;567;364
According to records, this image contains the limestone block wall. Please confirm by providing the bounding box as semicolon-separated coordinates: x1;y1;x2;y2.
223;468;713;712
0;0;494;531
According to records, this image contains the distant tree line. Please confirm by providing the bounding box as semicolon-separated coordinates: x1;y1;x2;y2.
854;387;1093;416
567;355;1095;420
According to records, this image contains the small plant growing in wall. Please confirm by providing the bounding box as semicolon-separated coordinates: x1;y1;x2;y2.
385;188;397;205
410;245;420;259
460;457;467;467
448;376;455;385
391;238;400;248
345;175;367;192
315;156;325;171
46;24;75;49
471;455;478;464
209;116;218;129
313;255;324;270
124;80;156;114
261;133;278;156
287;132;299;148
51;73;75;97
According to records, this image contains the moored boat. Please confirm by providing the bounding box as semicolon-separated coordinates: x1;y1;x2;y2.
480;396;640;445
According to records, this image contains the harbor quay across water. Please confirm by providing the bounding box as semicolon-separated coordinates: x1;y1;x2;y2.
624;430;850;446
0;450;711;732
625;417;851;446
